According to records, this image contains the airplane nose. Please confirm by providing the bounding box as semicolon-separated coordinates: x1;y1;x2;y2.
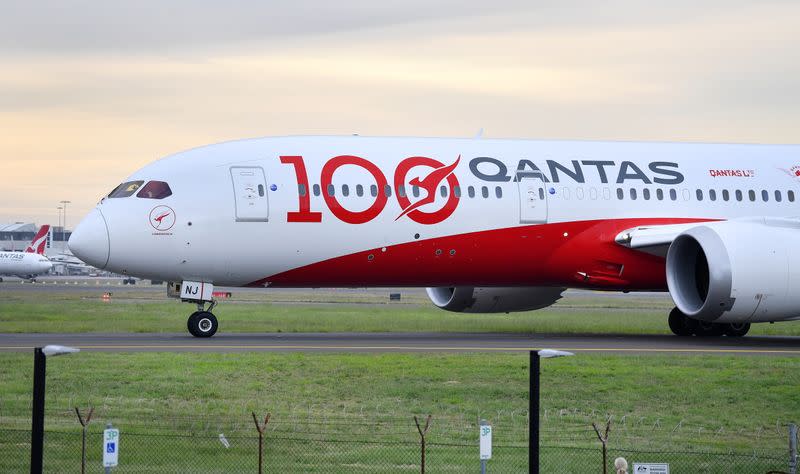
69;208;110;269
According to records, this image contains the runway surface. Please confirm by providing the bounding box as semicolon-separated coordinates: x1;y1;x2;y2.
1;332;799;356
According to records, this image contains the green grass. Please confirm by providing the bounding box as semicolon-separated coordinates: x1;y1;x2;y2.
2;286;800;335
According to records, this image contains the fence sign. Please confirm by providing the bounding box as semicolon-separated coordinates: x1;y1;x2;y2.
103;428;119;467
633;463;669;473
479;422;492;460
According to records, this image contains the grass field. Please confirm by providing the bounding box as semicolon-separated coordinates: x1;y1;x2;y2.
3;284;800;335
1;284;797;471
0;352;797;471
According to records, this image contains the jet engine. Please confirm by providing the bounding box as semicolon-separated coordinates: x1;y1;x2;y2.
426;286;565;313
666;219;800;323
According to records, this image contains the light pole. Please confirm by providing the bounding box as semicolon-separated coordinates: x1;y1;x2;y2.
56;207;63;241
31;345;79;474
530;349;573;474
59;201;71;236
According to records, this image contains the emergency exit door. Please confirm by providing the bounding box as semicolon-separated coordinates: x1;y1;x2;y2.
516;171;548;224
230;166;269;222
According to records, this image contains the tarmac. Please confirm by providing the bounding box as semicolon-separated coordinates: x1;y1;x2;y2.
1;332;798;356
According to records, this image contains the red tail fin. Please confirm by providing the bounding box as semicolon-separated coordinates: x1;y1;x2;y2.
25;225;50;255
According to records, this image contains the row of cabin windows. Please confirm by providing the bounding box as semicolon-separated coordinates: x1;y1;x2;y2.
301;184;504;199
612;188;796;203
298;183;797;205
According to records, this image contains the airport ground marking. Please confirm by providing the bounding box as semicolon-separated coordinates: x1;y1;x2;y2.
1;344;799;355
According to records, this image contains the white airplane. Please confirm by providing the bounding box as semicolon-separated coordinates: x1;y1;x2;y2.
68;136;800;338
0;225;53;281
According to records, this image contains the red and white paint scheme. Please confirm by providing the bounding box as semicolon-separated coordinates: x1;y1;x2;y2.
1;225;53;280
68;136;800;337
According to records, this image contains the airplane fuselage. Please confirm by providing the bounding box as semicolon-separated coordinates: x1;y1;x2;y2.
70;136;800;291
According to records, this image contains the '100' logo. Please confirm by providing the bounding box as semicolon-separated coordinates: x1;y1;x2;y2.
280;155;460;225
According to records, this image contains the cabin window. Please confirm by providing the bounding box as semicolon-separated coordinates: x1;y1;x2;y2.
481;186;489;198
370;185;378;197
709;189;717;201
789;190;796;202
761;190;769;202
576;187;585;200
136;181;172;200
342;184;350;197
616;188;624;200
356;184;364;197
397;185;406;198
440;186;448;197
748;190;756;202
669;189;677;201
722;189;730;201
495;186;503;198
643;188;651;200
696;189;703;201
313;184;321;196
775;190;782;202
630;188;637;200
454;186;461;198
468;186;476;198
412;186;420;198
327;184;335;197
298;184;307;197
735;190;743;201
109;180;144;198
656;189;664;201
384;185;392;197
539;188;545;200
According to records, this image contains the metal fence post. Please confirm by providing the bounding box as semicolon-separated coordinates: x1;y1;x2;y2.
414;415;432;474
592;421;611;474
74;407;94;474
252;412;271;474
530;350;540;474
790;423;798;474
30;347;46;474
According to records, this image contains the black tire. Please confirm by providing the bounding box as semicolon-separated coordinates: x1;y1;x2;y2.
187;311;201;337
723;322;750;337
668;308;697;336
694;321;725;337
188;311;218;338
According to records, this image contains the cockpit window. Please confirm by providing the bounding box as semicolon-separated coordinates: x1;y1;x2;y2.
108;181;144;198
136;181;173;199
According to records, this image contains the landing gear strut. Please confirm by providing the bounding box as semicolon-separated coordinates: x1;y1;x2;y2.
668;307;749;337
187;300;218;338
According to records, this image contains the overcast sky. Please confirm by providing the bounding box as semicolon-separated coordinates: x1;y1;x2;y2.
1;1;798;226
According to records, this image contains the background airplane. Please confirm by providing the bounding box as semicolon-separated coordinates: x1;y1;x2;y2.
68;136;800;337
0;225;53;281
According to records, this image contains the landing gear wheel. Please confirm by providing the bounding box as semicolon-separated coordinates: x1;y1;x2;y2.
188;311;218;338
668;308;697;336
694;321;725;337
723;322;750;337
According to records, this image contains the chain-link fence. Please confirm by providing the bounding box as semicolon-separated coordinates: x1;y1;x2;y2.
0;413;796;473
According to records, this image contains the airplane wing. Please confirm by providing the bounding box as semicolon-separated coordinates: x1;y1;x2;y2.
614;222;705;257
615;217;800;257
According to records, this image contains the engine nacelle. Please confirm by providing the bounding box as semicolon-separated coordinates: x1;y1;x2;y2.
426;286;565;313
666;219;800;323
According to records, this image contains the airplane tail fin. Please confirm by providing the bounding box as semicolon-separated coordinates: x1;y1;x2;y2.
25;225;51;255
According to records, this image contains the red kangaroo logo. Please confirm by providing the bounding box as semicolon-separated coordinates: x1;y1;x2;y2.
153;211;171;224
396;156;460;220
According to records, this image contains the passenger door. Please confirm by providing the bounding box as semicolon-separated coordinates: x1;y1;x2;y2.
516;171;548;224
230;167;269;222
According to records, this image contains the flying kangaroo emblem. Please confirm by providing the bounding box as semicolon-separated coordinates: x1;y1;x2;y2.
153;211;171;224
396;156;460;220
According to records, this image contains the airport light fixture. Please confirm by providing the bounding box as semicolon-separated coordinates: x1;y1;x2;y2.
530;349;574;474
59;200;71;233
31;345;79;474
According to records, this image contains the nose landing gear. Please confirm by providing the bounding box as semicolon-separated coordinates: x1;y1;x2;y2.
169;281;220;338
187;300;218;338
